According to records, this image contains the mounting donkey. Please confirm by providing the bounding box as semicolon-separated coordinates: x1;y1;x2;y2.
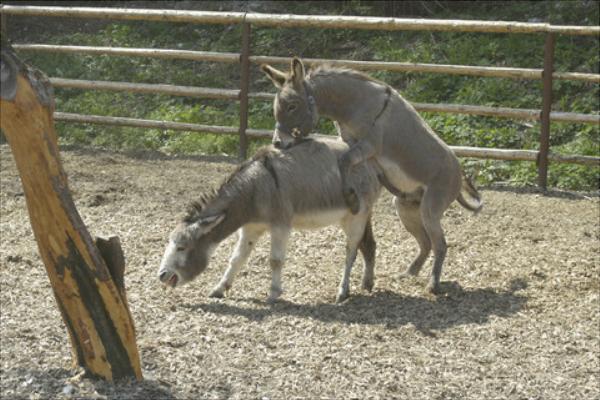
158;138;381;303
262;58;482;294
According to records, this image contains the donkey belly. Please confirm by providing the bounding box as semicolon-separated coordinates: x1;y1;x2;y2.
292;208;348;230
378;157;424;194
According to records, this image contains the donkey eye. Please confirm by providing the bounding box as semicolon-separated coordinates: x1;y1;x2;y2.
287;104;297;113
176;246;186;252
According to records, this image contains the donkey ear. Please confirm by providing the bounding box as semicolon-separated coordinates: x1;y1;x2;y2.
261;64;287;89
291;57;305;86
188;213;225;238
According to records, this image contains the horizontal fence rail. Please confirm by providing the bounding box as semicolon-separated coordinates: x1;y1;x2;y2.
2;5;599;35
2;5;599;189
13;44;600;83
45;77;600;124
49;78;240;100
53;112;599;167
13;44;241;63
249;91;599;124
54;112;272;139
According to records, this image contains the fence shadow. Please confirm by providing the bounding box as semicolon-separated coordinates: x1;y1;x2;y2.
57;143;240;164
184;279;528;336
482;183;598;200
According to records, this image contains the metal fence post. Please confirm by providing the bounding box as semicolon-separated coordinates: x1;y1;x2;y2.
1;12;7;36
538;32;556;191
238;20;251;160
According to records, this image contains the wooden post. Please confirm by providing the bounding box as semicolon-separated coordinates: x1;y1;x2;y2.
538;33;555;191
238;21;251;160
0;41;142;382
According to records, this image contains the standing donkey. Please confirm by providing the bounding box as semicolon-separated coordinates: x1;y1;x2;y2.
158;138;381;303
262;58;482;294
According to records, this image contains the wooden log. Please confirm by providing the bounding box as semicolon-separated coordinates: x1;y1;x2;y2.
0;41;142;381
550;111;600;124
13;45;600;83
50;77;240;100
49;113;600;166
54;112;240;135
412;102;541;120
250;92;599;124
14;44;240;63
547;153;600;166
246;12;599;35
0;5;245;25
552;71;600;83
2;5;598;35
251;55;543;79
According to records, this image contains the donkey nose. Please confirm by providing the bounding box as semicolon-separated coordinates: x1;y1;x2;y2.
159;270;167;282
272;138;283;149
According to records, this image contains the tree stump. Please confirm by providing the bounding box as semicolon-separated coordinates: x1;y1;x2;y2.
0;40;142;381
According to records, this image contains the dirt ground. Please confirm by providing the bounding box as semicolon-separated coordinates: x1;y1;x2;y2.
0;144;598;400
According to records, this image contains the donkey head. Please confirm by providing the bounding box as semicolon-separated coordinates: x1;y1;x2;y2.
261;57;318;149
158;213;225;288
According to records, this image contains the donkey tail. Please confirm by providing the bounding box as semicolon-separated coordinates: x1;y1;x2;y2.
457;171;483;213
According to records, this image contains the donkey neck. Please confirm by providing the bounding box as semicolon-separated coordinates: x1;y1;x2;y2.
198;167;260;244
307;70;388;124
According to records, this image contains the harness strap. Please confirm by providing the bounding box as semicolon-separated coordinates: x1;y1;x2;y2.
372;86;392;127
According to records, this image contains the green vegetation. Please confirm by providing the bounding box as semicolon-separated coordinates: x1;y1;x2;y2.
8;1;599;190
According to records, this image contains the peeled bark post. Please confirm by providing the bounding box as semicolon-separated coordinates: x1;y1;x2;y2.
0;41;142;381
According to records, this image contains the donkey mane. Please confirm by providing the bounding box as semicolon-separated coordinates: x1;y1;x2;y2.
183;146;279;223
308;65;390;88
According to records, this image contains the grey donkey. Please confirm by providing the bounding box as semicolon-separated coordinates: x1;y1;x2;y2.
261;58;482;294
158;138;381;303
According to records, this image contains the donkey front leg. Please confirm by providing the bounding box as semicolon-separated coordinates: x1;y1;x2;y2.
268;225;291;303
339;140;376;214
209;225;265;298
338;214;370;303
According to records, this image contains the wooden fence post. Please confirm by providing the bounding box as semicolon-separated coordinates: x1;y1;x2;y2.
538;32;556;191
238;20;251;160
0;40;142;382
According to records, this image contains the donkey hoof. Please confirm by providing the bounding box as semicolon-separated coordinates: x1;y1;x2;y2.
401;270;419;279
361;279;374;292
208;288;225;298
343;187;360;215
267;295;280;304
426;282;441;295
267;287;283;304
336;291;350;303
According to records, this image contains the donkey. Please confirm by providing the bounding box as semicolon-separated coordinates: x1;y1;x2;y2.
261;58;482;294
158;137;381;303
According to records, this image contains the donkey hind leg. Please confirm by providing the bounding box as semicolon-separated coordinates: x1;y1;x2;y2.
338;214;370;303
210;225;265;298
394;195;431;277
358;217;376;292
420;184;455;295
268;225;291;303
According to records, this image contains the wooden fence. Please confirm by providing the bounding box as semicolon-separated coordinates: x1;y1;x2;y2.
1;5;599;189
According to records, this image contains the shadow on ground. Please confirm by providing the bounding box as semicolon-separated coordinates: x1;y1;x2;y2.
3;367;176;400
184;279;528;336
